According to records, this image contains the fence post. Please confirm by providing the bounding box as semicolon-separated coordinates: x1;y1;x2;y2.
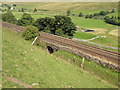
32;36;38;45
80;58;85;68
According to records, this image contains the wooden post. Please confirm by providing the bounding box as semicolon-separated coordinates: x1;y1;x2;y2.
80;58;85;68
32;36;38;45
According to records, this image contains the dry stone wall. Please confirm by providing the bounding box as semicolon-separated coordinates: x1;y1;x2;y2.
45;41;120;72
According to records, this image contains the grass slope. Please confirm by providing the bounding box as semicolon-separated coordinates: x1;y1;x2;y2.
2;27;115;88
5;2;118;11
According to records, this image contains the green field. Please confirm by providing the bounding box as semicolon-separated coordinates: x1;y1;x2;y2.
13;12;52;19
74;31;97;39
71;17;118;48
2;27;118;88
72;17;117;29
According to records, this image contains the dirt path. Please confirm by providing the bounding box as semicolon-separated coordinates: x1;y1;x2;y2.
2;73;32;88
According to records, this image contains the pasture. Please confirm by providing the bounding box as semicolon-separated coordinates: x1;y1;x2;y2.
72;17;117;30
73;31;97;39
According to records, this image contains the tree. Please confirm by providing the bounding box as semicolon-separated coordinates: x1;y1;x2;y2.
2;10;17;24
54;15;76;37
2;10;5;12
110;9;115;13
100;11;106;16
55;29;64;36
104;16;110;20
104;16;119;26
112;20;118;25
85;15;89;18
117;21;120;26
111;16;114;19
78;12;83;17
18;9;21;12
17;13;34;26
89;14;93;18
22;25;39;41
100;11;109;16
33;17;55;33
21;8;24;12
67;10;71;16
94;13;99;16
34;15;76;38
33;8;37;13
13;4;16;7
118;16;120;20
106;11;109;14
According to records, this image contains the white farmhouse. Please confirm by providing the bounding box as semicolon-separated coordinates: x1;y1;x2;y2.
10;7;14;10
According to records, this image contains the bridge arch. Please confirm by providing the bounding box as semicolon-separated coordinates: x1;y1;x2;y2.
46;43;59;54
47;46;54;54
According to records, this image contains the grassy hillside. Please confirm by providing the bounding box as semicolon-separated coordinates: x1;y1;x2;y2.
74;31;97;39
2;2;118;18
2;27;117;88
5;2;118;11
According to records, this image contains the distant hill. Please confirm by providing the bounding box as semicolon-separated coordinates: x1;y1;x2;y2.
2;2;118;11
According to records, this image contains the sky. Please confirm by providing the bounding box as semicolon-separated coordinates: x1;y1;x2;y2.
1;0;119;2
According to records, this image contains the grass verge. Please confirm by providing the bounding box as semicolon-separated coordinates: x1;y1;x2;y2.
53;50;119;88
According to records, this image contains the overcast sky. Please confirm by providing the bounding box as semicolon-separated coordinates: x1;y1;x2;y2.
1;0;119;2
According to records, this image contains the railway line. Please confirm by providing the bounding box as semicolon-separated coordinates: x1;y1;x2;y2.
40;32;119;56
2;22;25;32
39;32;119;64
2;22;119;67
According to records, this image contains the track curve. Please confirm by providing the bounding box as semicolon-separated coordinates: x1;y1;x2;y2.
2;22;119;66
39;32;119;65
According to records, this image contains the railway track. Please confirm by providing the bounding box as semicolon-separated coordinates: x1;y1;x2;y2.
39;33;119;64
40;32;119;56
2;22;119;66
2;22;25;32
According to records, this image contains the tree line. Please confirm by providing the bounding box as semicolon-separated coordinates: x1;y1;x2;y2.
2;10;77;40
104;16;120;26
84;9;115;19
67;9;119;26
